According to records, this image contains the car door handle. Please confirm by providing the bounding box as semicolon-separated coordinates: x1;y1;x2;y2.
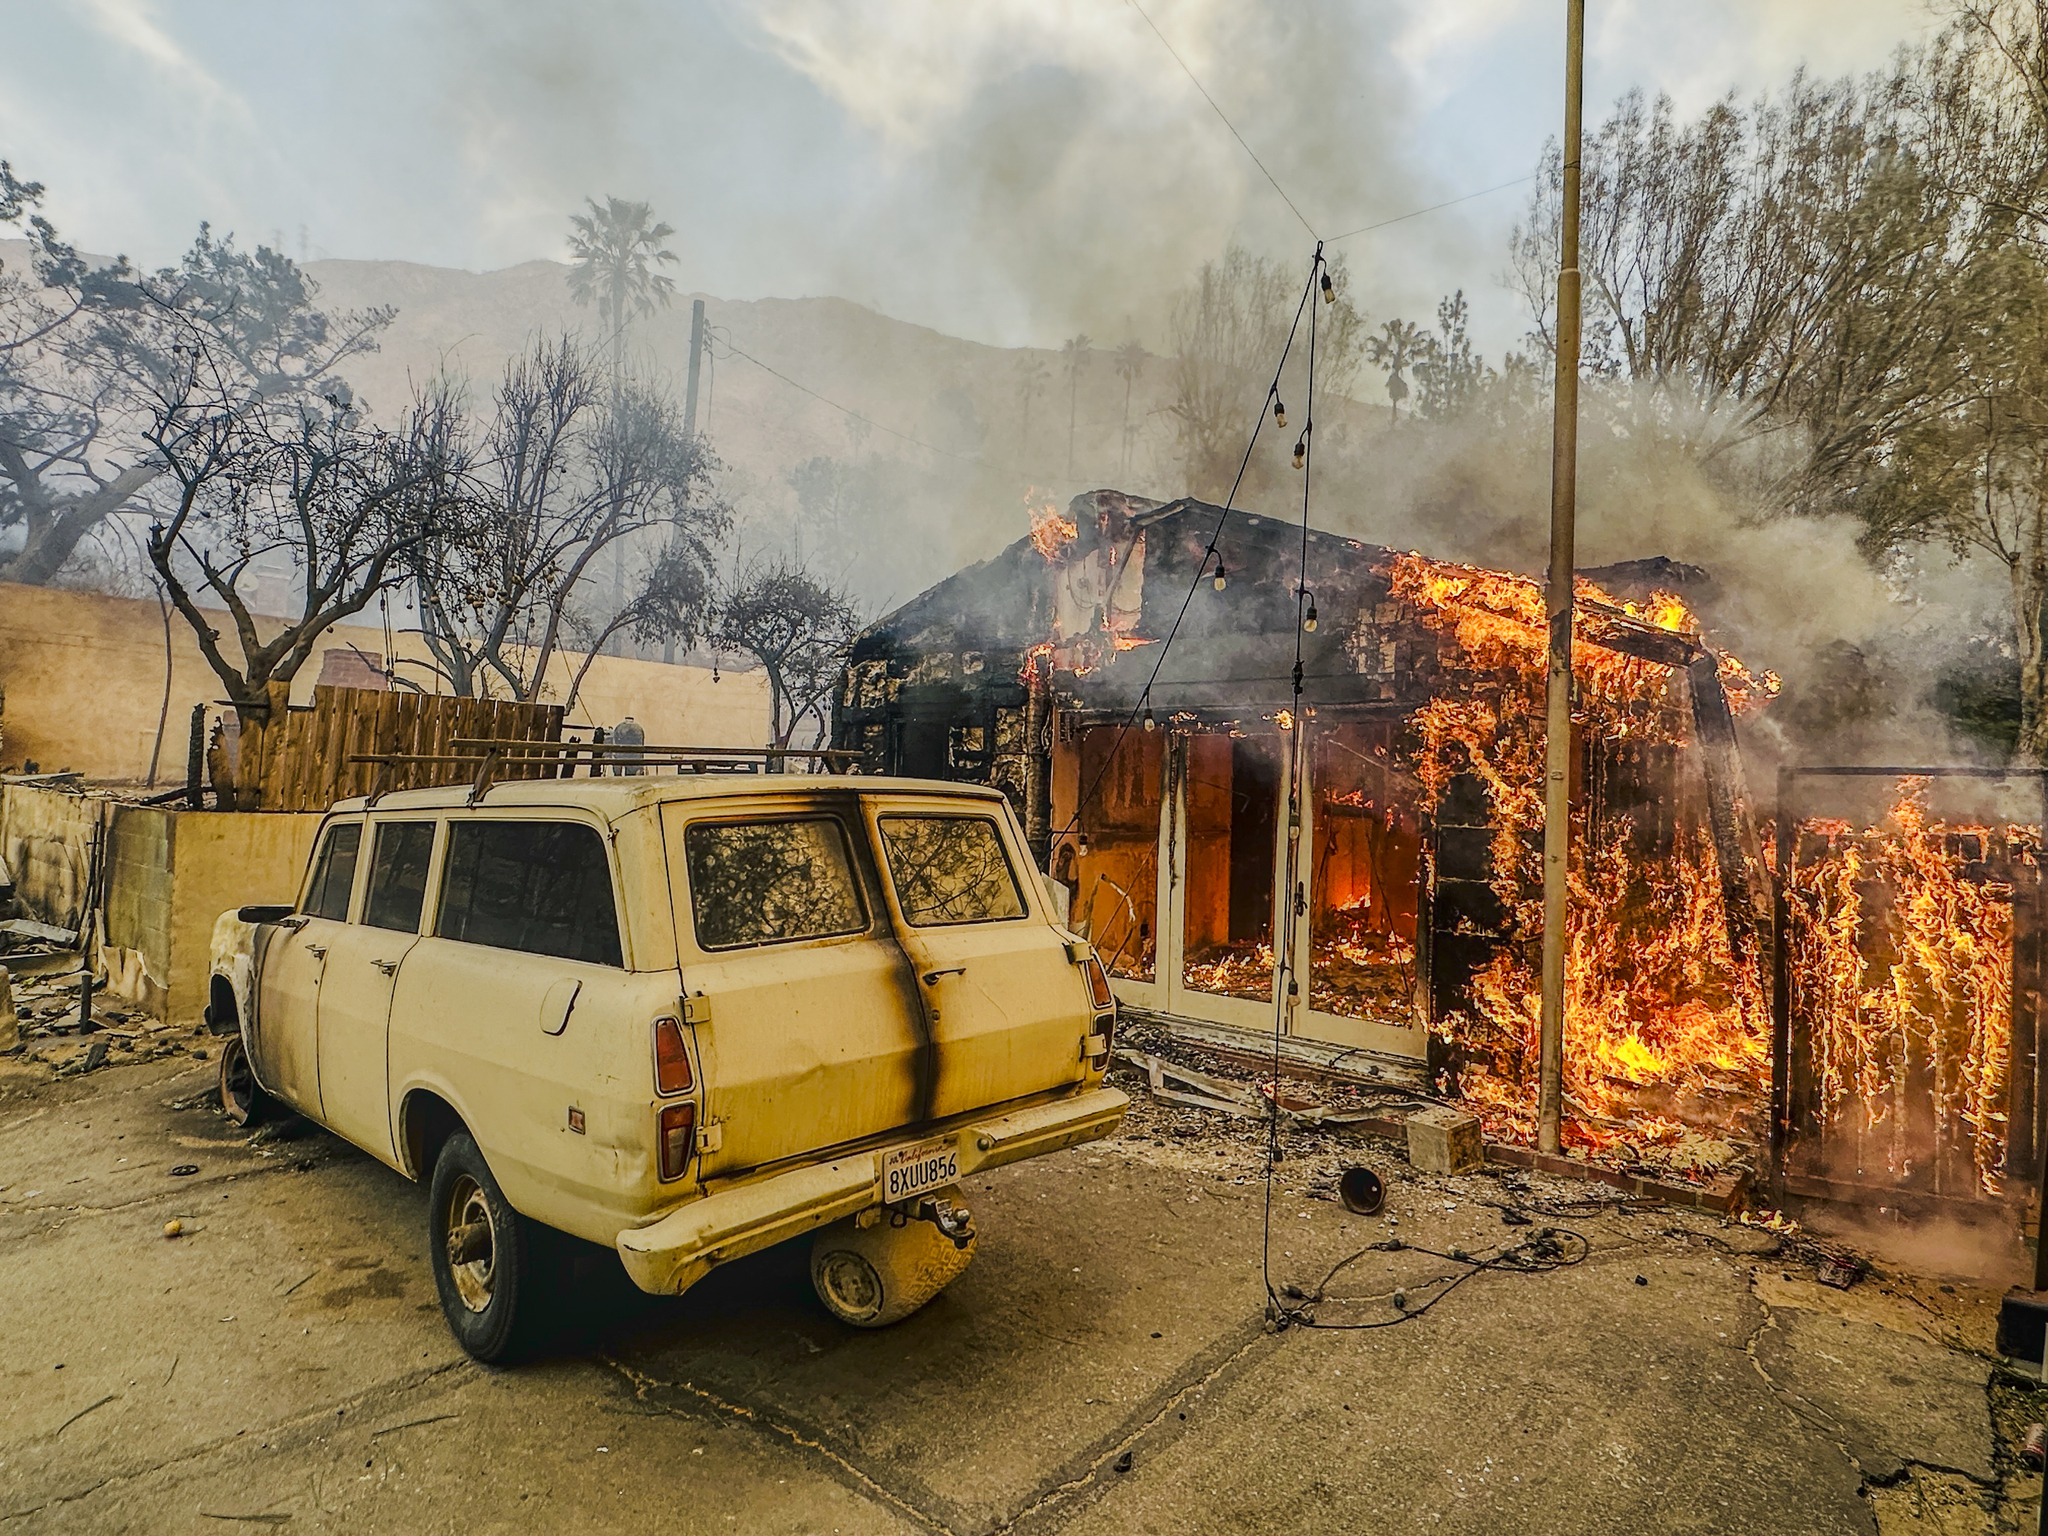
304;944;328;959
372;958;399;976
922;967;966;986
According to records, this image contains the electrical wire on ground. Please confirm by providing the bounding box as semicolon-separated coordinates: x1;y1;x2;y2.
1272;1227;1593;1332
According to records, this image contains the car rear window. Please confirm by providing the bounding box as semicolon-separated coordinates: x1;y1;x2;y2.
683;817;866;950
303;822;361;921
436;821;623;967
363;821;436;933
877;814;1027;926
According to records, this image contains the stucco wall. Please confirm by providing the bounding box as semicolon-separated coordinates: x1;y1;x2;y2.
169;810;322;1024
1;783;322;1024
0;582;771;783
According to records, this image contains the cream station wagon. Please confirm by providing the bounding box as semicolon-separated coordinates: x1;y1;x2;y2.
207;773;1126;1361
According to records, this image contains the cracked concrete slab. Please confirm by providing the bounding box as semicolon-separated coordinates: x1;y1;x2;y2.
0;1055;2016;1534
1752;1305;1995;1484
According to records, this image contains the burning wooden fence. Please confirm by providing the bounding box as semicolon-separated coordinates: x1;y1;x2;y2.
210;685;564;812
1771;768;2046;1214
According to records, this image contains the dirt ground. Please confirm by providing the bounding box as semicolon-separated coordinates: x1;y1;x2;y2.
1;1038;2042;1535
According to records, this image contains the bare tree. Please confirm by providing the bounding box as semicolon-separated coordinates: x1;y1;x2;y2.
139;342;474;807
710;559;860;760
0;174;387;586
414;336;724;709
1165;245;1365;498
1509;74;2012;525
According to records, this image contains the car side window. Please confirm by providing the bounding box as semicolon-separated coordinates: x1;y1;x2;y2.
303;823;362;922
363;821;437;933
683;817;867;950
436;821;623;967
876;815;1028;926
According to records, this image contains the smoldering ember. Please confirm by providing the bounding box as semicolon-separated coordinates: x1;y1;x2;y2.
15;7;2048;1536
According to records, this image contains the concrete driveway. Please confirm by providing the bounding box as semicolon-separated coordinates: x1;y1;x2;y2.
0;1053;2030;1534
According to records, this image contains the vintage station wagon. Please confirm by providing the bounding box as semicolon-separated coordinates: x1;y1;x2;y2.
207;773;1126;1361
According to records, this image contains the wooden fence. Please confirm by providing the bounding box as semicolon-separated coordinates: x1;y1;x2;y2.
222;686;565;812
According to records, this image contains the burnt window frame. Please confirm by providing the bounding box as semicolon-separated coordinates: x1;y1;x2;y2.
432;814;627;969
874;811;1032;929
679;813;872;954
301;818;365;923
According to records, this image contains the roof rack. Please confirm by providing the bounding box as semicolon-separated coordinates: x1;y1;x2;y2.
345;740;865;806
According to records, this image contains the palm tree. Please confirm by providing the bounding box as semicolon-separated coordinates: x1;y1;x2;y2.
1016;356;1050;468
1060;334;1092;476
1112;340;1146;477
1365;319;1427;425
566;196;680;377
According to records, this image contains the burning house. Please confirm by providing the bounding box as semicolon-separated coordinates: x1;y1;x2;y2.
835;489;1792;1165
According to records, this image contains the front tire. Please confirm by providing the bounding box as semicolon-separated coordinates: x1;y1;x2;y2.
218;1036;269;1128
810;1192;977;1328
428;1132;549;1363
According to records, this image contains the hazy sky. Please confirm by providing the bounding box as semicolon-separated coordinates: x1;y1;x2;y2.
3;0;1936;355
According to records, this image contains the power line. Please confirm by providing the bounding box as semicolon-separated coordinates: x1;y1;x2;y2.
714;336;978;463
1124;0;1319;240
1326;173;1536;244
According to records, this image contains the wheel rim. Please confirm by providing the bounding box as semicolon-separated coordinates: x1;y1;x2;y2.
444;1175;497;1313
817;1250;883;1322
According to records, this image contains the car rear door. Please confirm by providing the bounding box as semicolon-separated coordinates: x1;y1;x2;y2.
662;791;925;1180
860;793;1092;1120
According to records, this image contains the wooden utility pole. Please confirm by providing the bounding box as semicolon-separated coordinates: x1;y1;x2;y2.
1537;0;1586;1157
664;298;710;667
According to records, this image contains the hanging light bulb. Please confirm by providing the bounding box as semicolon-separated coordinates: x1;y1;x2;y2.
1212;560;1228;592
1321;270;1335;304
1273;397;1287;429
1142;701;1157;732
1076;831;1092;857
1303;596;1318;633
1293;436;1307;469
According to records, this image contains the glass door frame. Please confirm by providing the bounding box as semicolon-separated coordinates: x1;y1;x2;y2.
1105;715;1428;1063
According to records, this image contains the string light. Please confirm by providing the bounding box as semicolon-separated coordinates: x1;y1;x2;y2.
1142;699;1157;732
1273;398;1287;429
1321;271;1335;304
1076;831;1092;857
1301;588;1318;632
1293;436;1307;469
1213;561;1228;592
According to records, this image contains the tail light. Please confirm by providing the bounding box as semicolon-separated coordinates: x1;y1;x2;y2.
658;1102;696;1181
653;1016;693;1095
1081;955;1114;1011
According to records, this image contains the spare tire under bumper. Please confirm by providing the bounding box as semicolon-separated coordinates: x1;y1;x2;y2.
615;1085;1128;1296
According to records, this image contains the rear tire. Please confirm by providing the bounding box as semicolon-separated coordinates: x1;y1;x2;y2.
428;1131;551;1363
810;1192;977;1328
217;1036;269;1128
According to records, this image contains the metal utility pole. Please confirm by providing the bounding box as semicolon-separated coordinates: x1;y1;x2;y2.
1537;0;1586;1157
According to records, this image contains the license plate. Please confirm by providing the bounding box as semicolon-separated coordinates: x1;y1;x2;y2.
881;1138;959;1204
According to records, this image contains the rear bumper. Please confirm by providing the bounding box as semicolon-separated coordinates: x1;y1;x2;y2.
614;1085;1129;1296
